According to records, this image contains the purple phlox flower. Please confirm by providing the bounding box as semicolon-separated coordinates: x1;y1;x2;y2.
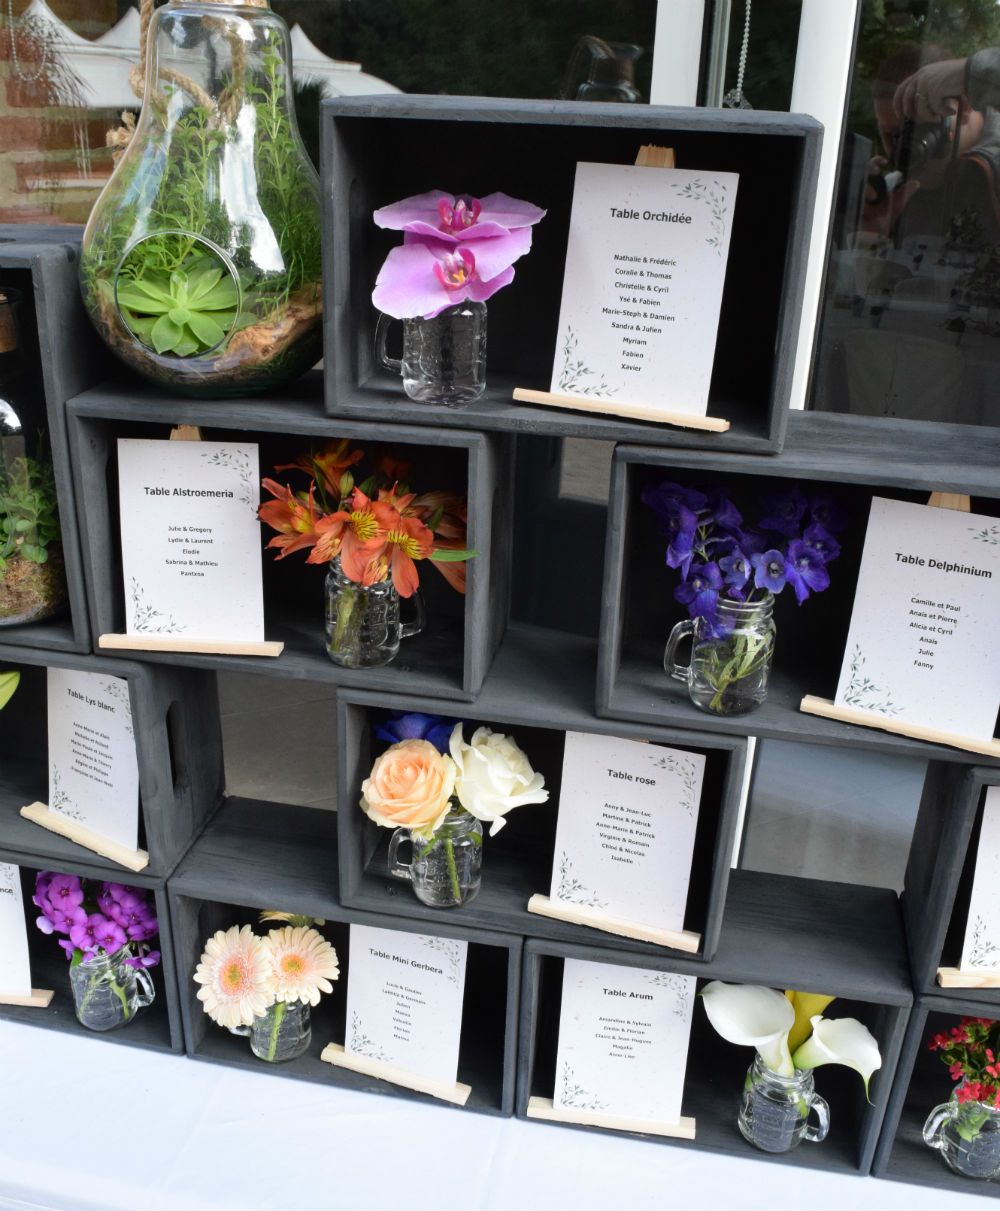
44;905;88;937
675;561;723;619
124;948;160;970
69;913;106;955
802;522;841;564
784;539;831;604
98;883;148;927
57;939;76;960
752;548;788;594
373;190;546;244
719;549;752;591
43;873;85;922
375;711;458;755
125;913;159;944
372;229;530;320
703;490;743;533
93;917;128;956
758;488;807;538
642;480;707;517
34;913;55;935
32;870;55;915
809;495;849;534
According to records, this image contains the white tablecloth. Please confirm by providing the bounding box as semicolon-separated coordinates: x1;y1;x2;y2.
0;1020;992;1211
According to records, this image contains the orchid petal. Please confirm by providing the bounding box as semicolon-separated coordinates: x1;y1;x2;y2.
374;190;546;243
406;228;532;281
372;244;457;320
785;990;836;1053
792;1015;882;1097
701;981;795;1075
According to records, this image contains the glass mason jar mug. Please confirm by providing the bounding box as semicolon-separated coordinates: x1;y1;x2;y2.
69;949;156;1032
375;303;487;406
738;1056;830;1153
388;803;483;908
230;1000;311;1063
324;559;426;669
924;1086;1000;1180
664;594;776;716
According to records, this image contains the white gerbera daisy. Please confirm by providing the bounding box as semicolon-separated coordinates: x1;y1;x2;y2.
262;925;339;1006
193;924;275;1029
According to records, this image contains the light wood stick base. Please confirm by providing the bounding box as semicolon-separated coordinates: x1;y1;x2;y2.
527;895;701;953
511;388;730;432
937;967;1000;989
799;697;1000;758
99;634;284;658
0;988;54;1008
526;1096;696;1140
320;1043;472;1106
19;803;150;872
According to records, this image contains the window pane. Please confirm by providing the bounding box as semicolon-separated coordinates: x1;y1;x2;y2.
811;0;1000;428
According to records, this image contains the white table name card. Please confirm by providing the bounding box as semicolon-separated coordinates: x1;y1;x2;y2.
526;957;696;1138
20;669;147;871
321;924;470;1105
514;162;738;430
939;787;1000;988
802;497;1000;756
528;732;705;951
102;438;282;658
0;861;52;1008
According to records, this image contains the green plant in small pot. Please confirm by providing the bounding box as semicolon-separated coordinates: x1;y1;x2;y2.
0;451;67;626
80;0;322;398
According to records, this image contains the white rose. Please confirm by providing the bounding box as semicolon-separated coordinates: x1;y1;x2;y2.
449;723;549;836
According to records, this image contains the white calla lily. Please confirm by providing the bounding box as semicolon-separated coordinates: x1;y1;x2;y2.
701;981;795;1076
792;1014;882;1097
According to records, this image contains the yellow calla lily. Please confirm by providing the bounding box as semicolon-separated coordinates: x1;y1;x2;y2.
785;990;836;1052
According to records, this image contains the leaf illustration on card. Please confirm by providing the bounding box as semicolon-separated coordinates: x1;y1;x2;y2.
673;178;730;253
202;448;257;511
558;1063;608;1111
49;766;84;822
419;936;464;987
649;971;693;1019
842;645;901;716
557;326;617;397
348;1011;390;1061
555;851;607;909
650;752;700;816
966;915;1000;970
129;578;185;634
100;679;133;737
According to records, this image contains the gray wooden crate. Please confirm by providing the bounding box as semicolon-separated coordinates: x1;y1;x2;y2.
168;796;520;1116
903;765;1000;1000
0;233;109;652
337;623;747;962
0;642;223;878
66;378;512;700
0;848;181;1054
321;95;821;455
873;992;1000;1194
519;869;912;1174
597;409;1000;759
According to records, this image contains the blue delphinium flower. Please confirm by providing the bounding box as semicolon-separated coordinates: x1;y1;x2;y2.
675;561;723;617
783;540;831;604
751;548;788;594
802;522;841;564
374;711;457;754
809;495;849;534
758;488;807;538
719;549;751;592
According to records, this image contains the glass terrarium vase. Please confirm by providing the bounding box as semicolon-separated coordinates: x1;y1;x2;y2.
388;803;483;908
69;949;156;1032
738;1056;830;1153
79;0;322;398
924;1085;1000;1180
664;594;776;716
324;558;425;669
0;287;68;625
376;302;487;406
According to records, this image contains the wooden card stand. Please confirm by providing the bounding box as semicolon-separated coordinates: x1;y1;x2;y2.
527;894;701;954
98;634;284;658
0;988;54;1008
799;492;1000;758
936;967;1000;989
19;802;150;872
320;1042;472;1107
526;1096;697;1140
512;144;731;435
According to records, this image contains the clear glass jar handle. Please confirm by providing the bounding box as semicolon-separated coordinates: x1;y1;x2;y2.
133;966;156;1009
400;588;426;640
923;1101;954;1150
664;618;695;682
375;312;402;375
803;1091;830;1143
227;1023;251;1038
387;828;413;880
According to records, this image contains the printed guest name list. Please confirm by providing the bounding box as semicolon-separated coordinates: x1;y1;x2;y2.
551;162;738;417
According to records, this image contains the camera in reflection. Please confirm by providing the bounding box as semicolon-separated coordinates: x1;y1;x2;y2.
891;115;954;175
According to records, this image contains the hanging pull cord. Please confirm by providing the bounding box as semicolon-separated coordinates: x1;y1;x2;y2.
723;0;753;110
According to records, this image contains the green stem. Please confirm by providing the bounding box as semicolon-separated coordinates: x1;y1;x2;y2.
266;1000;287;1062
443;836;462;904
330;580;362;658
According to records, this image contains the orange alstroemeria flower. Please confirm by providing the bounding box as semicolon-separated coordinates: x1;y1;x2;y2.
258;479;322;558
427;537;470;594
275;439;364;500
383;514;435;598
409;490;468;539
375;451;413;488
307;488;393;584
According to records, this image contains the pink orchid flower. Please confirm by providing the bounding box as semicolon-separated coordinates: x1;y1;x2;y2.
373;228;532;320
374;190;546;243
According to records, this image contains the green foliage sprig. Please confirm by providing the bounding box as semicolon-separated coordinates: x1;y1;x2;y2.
0;454;60;570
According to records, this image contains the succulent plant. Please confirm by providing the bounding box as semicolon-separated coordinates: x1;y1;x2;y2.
117;254;239;357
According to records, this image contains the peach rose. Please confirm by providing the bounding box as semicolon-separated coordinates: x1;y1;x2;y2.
361;739;457;836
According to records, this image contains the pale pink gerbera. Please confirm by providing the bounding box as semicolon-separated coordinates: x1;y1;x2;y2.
262;925;339;1006
193;924;275;1029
